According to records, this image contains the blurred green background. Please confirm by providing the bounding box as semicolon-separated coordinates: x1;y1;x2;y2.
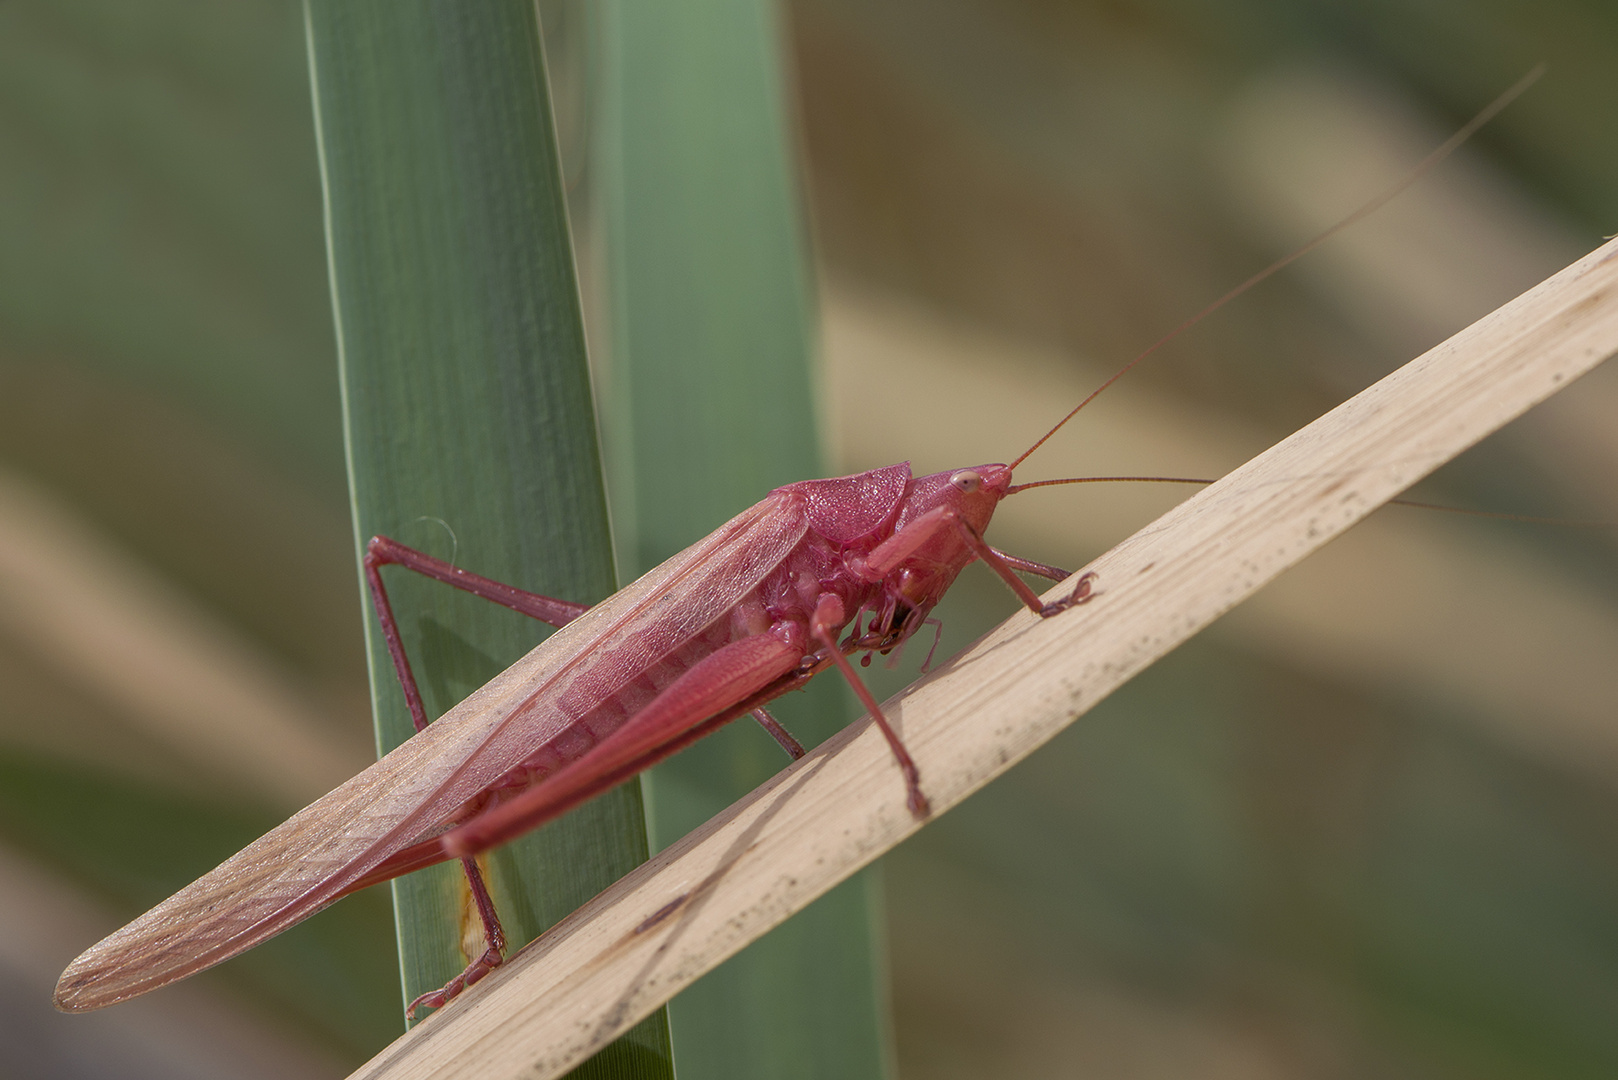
0;1;1615;1077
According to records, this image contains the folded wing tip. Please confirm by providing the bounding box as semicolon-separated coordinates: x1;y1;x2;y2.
54;935;177;1012
54;957;116;1012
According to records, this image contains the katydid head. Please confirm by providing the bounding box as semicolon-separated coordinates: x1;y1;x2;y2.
850;463;1015;642
899;464;1013;538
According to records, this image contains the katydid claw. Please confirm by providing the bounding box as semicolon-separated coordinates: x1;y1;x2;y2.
405;945;504;1021
1039;571;1098;617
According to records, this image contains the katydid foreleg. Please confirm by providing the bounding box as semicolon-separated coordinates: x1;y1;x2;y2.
988;548;1073;584
847;499;1097;617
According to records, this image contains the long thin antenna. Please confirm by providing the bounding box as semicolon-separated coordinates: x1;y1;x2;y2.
1005;476;1210;494
1007;474;1611;528
1007;64;1547;472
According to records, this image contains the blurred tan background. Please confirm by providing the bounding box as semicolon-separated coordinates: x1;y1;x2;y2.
1;0;1615;1077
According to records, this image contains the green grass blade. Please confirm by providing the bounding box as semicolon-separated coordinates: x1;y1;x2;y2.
305;3;672;1072
593;1;893;1075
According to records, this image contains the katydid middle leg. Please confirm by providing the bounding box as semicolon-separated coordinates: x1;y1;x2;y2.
823;511;1098;819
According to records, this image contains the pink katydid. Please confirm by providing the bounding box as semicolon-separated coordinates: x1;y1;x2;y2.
51;450;1093;1016
52;70;1545;1019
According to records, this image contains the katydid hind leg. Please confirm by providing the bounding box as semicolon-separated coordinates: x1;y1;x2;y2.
362;537;590;735
406;855;508;1020
363;536;590;1018
343;687;815;901
365;535;800;747
361;536;813;1005
366;535;590;631
345;691;820;896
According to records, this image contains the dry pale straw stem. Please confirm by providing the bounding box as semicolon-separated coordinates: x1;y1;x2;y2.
350;238;1618;1080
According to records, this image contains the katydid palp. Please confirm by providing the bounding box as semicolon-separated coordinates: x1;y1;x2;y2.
51;72;1548;1021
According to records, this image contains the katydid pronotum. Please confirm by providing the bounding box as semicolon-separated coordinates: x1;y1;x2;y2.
53;71;1554;1020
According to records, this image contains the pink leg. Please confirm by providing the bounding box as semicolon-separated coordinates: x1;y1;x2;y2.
362;538;592;1021
859;509;1092;618
832;521;1094;817
751;706;806;759
405;855;506;1020
363;536;589;735
364;536;809;1015
956;522;1096;618
988;547;1069;583
365;535;803;753
809;595;930;819
917;617;945;673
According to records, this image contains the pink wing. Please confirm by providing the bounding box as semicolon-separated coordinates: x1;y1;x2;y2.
55;491;811;1011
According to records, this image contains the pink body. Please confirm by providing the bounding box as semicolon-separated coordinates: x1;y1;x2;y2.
462;462;1007;812
55;460;1031;1011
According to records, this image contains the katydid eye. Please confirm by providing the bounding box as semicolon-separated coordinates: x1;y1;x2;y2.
949;470;981;493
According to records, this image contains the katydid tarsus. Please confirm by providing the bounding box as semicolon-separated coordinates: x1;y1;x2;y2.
52;72;1547;1020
